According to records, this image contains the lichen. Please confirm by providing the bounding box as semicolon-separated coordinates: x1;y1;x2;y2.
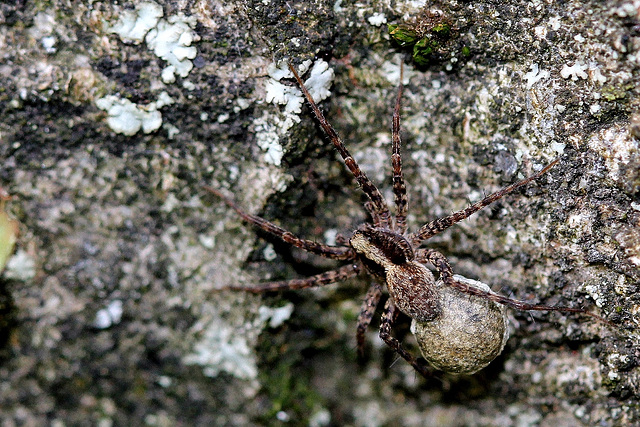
95;92;174;136
257;59;334;165
108;1;163;44
183;303;294;380
146;14;199;83
107;1;199;84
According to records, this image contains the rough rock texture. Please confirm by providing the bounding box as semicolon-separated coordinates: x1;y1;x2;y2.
0;0;639;425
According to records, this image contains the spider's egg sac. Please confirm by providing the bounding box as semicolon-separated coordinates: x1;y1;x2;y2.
411;276;509;374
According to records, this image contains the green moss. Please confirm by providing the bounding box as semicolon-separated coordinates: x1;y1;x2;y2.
601;84;633;101
388;24;418;46
257;360;323;424
431;23;451;35
388;10;463;67
412;37;439;66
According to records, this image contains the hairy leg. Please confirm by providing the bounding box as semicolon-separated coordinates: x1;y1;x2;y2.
217;263;361;293
410;160;558;246
205;186;355;260
415;248;609;324
288;63;392;229
356;282;383;358
379;299;432;378
391;65;408;235
364;201;383;227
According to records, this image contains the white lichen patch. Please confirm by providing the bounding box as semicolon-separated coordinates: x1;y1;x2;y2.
589;66;607;84
3;249;36;281
614;1;640;18
107;1;199;84
262;243;277;261
605;353;631;382
560;61;588;81
176;161;293;380
184;302;294;380
524;63;550;89
554;360;600;392
266;59;333;113
323;228;338;246
533;25;547;39
184;314;260;380
95;92;174;136
258;303;294;328
303;60;335;101
257;60;335;165
266;60;334;113
146;14;199;83
564;211;595;241
550;140;566;154
94;300;124;329
41;36;56;54
28;11;58;54
265;78;303;114
253;112;287;166
108;1;163;44
583;282;606;308
380;55;415;86
367;12;387;26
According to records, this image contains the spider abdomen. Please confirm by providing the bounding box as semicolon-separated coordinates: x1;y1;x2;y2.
386;261;441;322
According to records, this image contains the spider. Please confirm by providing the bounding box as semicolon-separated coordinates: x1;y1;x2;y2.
206;62;606;377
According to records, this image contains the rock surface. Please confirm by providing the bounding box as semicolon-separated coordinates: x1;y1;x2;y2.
1;0;639;425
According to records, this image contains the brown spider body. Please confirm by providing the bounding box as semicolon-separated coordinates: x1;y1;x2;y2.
350;227;440;323
207;61;605;377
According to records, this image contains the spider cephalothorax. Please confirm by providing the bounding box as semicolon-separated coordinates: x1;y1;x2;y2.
208;61;605;376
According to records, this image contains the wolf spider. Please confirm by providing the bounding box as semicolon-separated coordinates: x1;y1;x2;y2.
207;62;605;377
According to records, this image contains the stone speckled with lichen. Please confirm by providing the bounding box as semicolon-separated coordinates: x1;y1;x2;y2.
0;0;639;426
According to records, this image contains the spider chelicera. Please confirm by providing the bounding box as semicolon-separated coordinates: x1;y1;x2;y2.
207;62;605;377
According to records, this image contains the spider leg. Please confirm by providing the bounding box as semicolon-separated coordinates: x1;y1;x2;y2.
379;298;432;378
409;159;559;247
356;282;383;359
288;63;392;229
415;248;610;324
364;201;382;227
205;186;356;260
391;64;408;235
217;263;361;293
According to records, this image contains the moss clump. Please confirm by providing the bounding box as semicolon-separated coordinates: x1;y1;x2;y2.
601;84;634;101
388;9;461;67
